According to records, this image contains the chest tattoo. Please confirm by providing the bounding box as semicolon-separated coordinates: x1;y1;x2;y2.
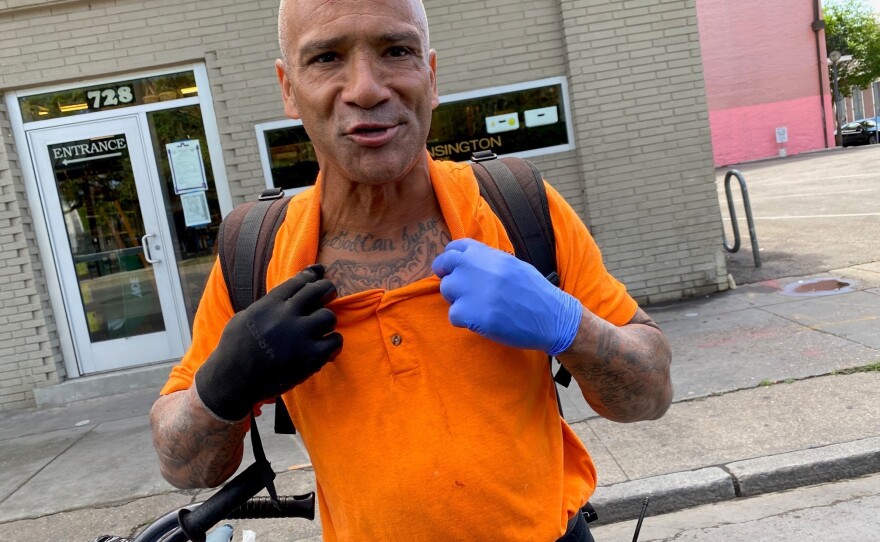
320;217;452;297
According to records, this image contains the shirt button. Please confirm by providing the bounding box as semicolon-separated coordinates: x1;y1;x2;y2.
390;334;403;346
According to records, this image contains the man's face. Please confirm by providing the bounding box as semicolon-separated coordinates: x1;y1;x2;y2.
276;0;439;186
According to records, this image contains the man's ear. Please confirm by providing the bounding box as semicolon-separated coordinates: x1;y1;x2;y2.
275;58;301;119
429;50;439;110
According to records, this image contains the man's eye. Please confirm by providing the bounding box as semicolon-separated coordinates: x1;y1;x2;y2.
387;46;412;58
312;52;339;64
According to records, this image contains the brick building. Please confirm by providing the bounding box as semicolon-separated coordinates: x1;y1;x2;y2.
0;0;726;411
695;0;834;166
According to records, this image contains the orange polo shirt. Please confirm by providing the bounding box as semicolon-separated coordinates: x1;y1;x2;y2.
162;156;638;541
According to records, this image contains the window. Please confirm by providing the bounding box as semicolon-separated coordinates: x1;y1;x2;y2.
255;77;574;192
428;77;573;162
18;72;198;123
853;87;865;119
874;82;880;117
255;119;317;194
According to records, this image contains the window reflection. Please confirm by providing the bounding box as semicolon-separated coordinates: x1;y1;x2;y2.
49;135;165;341
257;81;571;189
19;72;198;123
147;106;221;328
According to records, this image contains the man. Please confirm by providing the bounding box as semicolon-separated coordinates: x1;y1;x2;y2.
150;0;673;540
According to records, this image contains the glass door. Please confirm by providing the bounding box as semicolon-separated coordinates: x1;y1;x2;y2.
28;117;186;374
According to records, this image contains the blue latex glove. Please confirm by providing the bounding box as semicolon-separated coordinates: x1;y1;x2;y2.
432;238;583;355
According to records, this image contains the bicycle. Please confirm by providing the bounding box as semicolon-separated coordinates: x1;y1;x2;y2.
92;414;651;541
90;493;650;542
90;487;314;542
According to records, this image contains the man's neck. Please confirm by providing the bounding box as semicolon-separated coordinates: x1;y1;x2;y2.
316;169;452;297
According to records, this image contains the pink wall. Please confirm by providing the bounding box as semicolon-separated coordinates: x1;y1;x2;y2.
709;96;832;166
696;0;835;166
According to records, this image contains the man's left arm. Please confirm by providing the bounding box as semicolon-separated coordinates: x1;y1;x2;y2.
433;238;672;424
556;307;672;423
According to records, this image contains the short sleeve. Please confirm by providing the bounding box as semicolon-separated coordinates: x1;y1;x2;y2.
160;258;234;395
545;181;639;326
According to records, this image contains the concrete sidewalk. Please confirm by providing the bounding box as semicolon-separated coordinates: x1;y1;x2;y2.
1;262;879;541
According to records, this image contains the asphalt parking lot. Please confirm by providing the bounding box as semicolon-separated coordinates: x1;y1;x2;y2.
717;145;880;285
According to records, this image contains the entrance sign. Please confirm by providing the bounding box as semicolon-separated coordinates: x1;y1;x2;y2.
167;139;208;194
52;137;127;166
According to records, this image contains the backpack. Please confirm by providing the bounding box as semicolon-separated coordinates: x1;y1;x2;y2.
216;151;572;435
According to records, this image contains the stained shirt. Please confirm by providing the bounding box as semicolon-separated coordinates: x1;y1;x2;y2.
162;155;638;541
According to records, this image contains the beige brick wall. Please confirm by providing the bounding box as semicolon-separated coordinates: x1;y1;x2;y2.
0;0;287;409
0;0;284;202
426;0;587;224
559;0;727;303
428;0;727;303
0;104;63;412
0;0;727;408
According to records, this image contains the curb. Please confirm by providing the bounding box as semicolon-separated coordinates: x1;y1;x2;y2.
589;437;880;525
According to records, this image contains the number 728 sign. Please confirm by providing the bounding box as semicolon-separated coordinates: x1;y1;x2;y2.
86;85;135;110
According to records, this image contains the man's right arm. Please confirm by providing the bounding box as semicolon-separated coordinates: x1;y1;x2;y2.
150;386;249;489
150;264;342;489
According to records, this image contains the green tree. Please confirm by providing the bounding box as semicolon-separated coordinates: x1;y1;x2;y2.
824;0;880;97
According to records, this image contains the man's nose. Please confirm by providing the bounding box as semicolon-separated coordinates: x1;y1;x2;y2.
341;54;391;109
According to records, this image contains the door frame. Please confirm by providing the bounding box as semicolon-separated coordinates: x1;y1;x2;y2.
28;116;189;373
6;63;231;378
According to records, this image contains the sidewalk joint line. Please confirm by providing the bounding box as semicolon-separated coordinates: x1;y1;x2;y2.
719;465;742;497
0;423;97;510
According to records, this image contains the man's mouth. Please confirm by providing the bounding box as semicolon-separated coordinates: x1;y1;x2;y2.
346;124;400;147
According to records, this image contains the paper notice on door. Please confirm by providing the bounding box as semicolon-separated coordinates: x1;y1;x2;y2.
181;191;212;227
167;140;208;194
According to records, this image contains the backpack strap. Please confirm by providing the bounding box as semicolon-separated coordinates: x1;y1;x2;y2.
198;192;298;519
217;187;297;434
218;188;291;313
470;150;573;388
471;151;558;284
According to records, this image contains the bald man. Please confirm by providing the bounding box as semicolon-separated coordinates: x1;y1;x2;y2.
151;0;672;540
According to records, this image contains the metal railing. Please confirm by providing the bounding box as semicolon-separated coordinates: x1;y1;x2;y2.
722;169;761;268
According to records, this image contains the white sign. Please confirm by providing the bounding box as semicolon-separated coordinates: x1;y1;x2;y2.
86;85;135;110
486;112;520;134
524;106;559;128
775;127;788;144
167;140;208;194
180;191;212;227
53;137;127;166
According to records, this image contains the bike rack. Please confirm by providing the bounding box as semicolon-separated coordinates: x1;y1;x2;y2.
722;169;761;268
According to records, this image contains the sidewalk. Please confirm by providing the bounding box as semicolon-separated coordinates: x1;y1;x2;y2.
1;262;879;541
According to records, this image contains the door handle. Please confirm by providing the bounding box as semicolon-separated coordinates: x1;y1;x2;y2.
141;234;161;264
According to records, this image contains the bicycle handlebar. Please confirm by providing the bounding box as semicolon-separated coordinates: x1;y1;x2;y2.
123;489;315;542
176;462;274;541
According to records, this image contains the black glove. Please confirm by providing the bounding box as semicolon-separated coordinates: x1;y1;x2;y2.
195;264;343;421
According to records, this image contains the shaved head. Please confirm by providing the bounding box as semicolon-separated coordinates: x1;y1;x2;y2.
278;0;430;65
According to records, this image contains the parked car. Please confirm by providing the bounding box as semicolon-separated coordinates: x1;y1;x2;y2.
840;118;879;147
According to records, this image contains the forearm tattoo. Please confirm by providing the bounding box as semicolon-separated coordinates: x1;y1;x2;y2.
151;389;249;489
561;310;672;422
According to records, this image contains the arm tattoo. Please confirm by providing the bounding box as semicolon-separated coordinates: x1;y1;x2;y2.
559;309;673;422
151;388;249;489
